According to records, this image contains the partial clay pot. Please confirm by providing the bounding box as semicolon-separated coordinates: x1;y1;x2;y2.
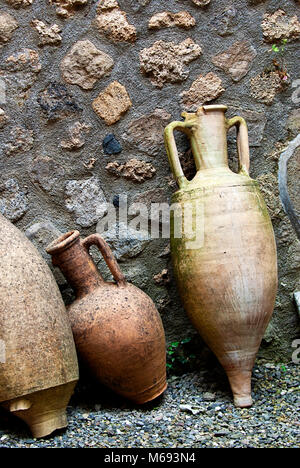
164;105;278;408
0;213;79;438
46;231;167;404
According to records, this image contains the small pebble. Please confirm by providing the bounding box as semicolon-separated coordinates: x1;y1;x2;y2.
203;392;216;401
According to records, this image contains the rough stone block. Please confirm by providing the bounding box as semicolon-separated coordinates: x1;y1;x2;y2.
1;48;41;100
106;159;156;183
95;1;136;43
31;20;62;46
212;41;257;82
0;179;28;222
49;0;87;18
92;81;132;125
180;72;224;111
38;82;81;121
139;39;202;88
0;12;18;45
262;10;300;42
61;121;91;150
192;0;210;6
65;177;107;228
122;108;171;156
61;40;114;90
5;0;33;7
250;72;282;105
148;11;196;30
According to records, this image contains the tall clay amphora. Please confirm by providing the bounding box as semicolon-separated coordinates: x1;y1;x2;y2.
46;231;167;404
164;105;278;407
0;214;79;437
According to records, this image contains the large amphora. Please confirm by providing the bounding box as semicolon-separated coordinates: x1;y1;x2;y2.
0;214;79;437
46;231;167;404
164;105;278;407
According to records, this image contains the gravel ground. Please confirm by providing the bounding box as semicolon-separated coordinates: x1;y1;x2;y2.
0;360;299;448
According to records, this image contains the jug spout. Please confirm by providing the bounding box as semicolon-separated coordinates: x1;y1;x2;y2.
47;231;103;299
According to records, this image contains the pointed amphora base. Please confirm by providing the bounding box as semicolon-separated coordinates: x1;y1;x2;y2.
226;370;253;408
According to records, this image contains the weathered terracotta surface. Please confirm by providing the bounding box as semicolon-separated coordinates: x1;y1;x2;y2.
47;231;167;404
1;382;77;438
164;105;278;408
0;213;79;437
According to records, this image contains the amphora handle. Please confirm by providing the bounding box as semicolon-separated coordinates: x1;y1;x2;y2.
164;119;199;189
82;234;127;287
226;116;250;176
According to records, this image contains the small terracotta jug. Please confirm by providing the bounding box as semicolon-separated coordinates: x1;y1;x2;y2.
164;105;278;407
0;214;79;438
46;231;167;404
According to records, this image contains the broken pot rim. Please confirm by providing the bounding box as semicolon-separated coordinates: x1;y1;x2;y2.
182;105;228;119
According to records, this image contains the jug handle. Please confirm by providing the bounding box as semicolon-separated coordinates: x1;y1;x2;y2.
82;234;127;287
164;120;199;189
226;116;250;175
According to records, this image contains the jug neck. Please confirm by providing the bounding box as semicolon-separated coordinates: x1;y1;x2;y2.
188;105;229;171
46;231;103;299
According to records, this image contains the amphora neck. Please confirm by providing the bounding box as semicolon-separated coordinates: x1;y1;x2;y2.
186;105;229;171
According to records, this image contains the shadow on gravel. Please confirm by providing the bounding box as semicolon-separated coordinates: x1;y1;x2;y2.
69;351;233;412
69;363;167;412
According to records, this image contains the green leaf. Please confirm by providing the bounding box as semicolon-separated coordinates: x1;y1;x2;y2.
181;337;192;345
171;341;180;348
272;45;279;52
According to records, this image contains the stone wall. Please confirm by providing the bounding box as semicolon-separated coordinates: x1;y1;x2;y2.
0;0;299;363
